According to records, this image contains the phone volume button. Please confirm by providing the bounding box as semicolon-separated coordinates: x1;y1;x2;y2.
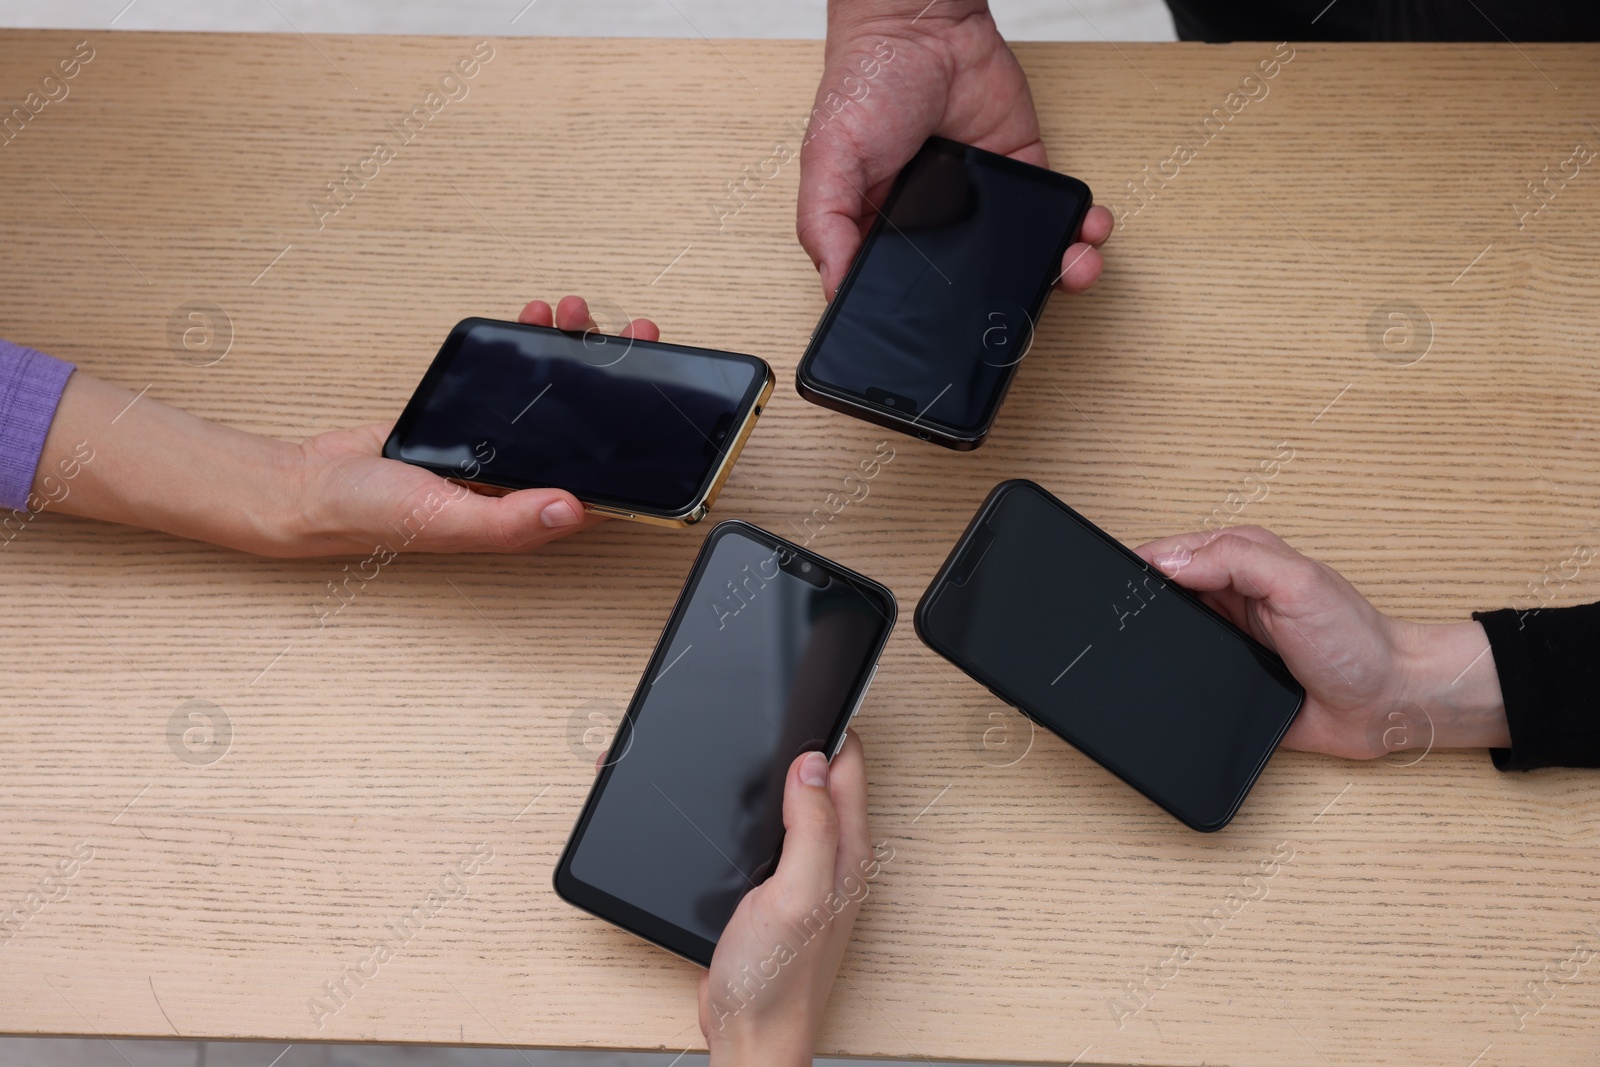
832;665;879;756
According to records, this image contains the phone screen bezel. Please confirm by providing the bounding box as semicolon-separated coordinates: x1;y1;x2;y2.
553;519;898;966
383;317;774;522
913;480;1305;832
795;136;1092;449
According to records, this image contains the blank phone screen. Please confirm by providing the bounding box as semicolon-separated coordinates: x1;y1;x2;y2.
564;525;892;949
388;320;765;514
918;483;1302;830
802;138;1089;438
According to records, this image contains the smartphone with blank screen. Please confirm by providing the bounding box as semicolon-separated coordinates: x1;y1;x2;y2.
796;136;1092;450
915;481;1304;831
383;318;775;526
554;520;897;964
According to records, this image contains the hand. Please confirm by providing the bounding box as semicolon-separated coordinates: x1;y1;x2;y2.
1132;526;1510;758
798;0;1114;299
289;296;660;556
37;296;658;557
699;732;876;1067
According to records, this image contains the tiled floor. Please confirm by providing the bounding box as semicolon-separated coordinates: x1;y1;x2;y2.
0;0;1167;1063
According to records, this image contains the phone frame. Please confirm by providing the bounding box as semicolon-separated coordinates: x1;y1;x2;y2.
914;479;1304;832
554;519;898;965
795;136;1093;451
384;317;776;527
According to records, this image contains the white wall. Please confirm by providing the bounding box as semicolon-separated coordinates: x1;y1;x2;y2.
0;0;1175;40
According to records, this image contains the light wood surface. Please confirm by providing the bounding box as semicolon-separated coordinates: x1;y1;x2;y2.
3;29;1599;1067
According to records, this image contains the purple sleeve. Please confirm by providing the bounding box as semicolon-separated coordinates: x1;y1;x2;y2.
0;339;76;512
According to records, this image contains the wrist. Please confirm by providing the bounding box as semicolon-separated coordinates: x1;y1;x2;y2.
159;423;307;556
244;436;324;556
1394;620;1510;750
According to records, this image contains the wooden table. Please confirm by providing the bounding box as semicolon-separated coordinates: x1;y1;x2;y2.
3;28;1599;1066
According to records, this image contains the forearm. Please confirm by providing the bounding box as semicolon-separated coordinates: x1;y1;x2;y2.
35;372;300;554
1394;620;1510;750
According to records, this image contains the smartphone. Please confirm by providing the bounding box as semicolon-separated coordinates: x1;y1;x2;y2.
915;481;1304;831
383;318;775;526
796;136;1093;450
554;520;897;964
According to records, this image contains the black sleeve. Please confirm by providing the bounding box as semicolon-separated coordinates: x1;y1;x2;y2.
1475;603;1600;770
1160;0;1600;42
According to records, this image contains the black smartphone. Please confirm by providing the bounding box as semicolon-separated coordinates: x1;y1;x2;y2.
383;318;775;526
915;481;1304;831
554;520;897;964
796;136;1092;450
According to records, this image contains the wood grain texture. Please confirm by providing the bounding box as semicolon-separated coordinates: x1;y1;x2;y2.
2;29;1599;1066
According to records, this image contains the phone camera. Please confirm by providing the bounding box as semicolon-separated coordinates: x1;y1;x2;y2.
884;397;897;407
782;553;829;588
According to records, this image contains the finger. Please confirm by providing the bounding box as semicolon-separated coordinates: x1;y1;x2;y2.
554;295;594;332
770;748;841;907
826;730;872;874
798;129;877;300
1080;204;1115;247
518;299;554;326
1055;242;1104;294
619;317;660;342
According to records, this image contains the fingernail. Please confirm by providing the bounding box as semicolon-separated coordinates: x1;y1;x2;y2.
1155;548;1191;576
800;751;829;787
540;500;580;528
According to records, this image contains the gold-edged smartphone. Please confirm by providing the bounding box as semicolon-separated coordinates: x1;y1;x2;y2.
385;317;774;527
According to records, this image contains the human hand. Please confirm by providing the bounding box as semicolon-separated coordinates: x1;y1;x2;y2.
1132;526;1509;758
285;296;660;557
699;731;876;1067
797;0;1114;299
35;297;658;556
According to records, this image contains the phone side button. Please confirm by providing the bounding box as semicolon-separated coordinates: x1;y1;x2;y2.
831;664;879;757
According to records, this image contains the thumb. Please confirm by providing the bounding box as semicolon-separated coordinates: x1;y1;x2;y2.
770;749;840;907
797;130;873;299
493;486;587;536
1152;530;1313;610
424;485;591;551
